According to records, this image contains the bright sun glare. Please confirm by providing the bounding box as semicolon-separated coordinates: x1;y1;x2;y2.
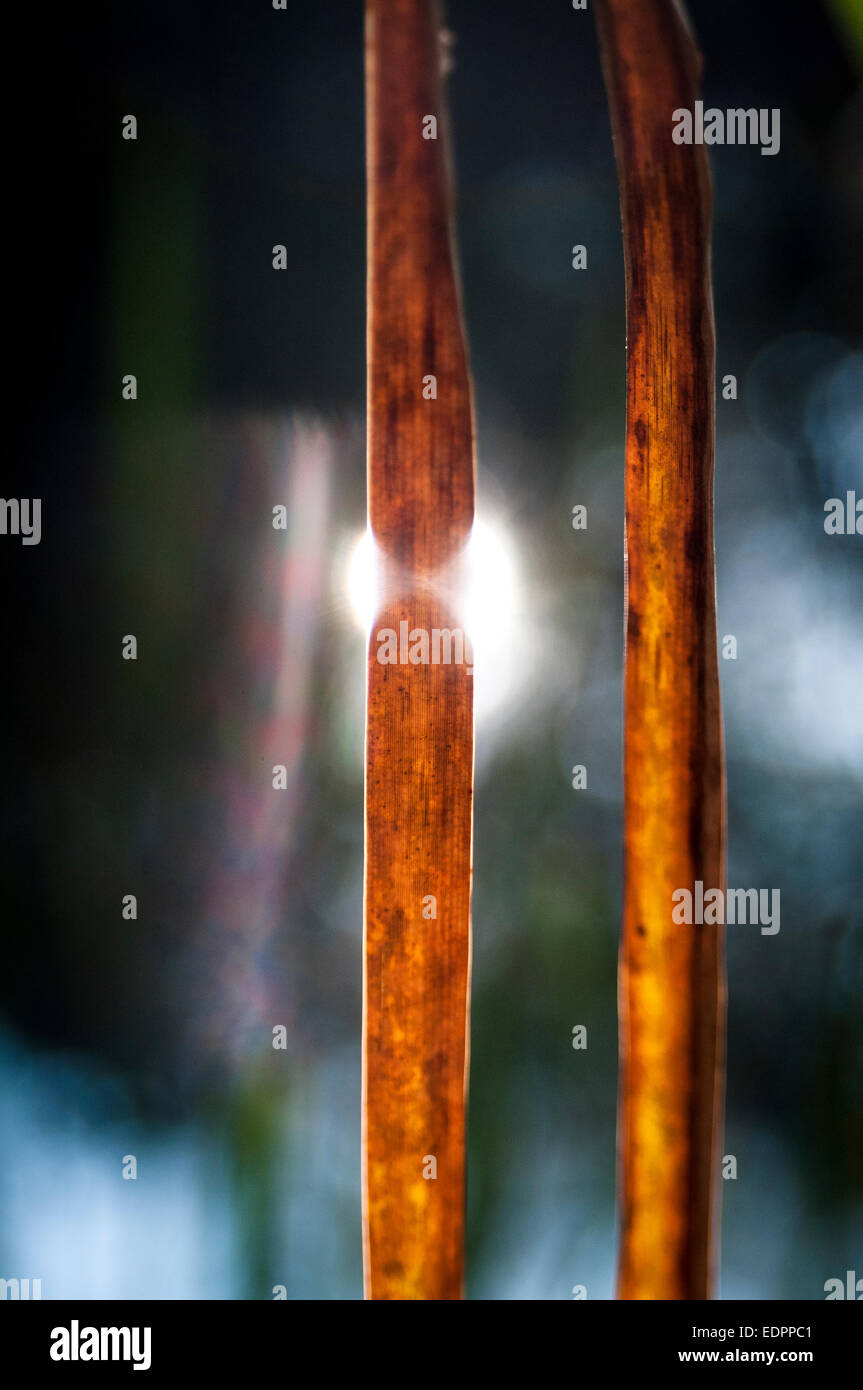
346;517;521;720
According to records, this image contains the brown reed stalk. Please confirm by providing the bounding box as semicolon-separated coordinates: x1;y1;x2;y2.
595;0;727;1299
363;0;475;1300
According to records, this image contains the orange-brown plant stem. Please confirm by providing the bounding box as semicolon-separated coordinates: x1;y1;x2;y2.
595;0;727;1299
363;0;475;1300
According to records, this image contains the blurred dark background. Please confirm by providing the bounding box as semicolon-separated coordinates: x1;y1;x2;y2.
1;0;861;1297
